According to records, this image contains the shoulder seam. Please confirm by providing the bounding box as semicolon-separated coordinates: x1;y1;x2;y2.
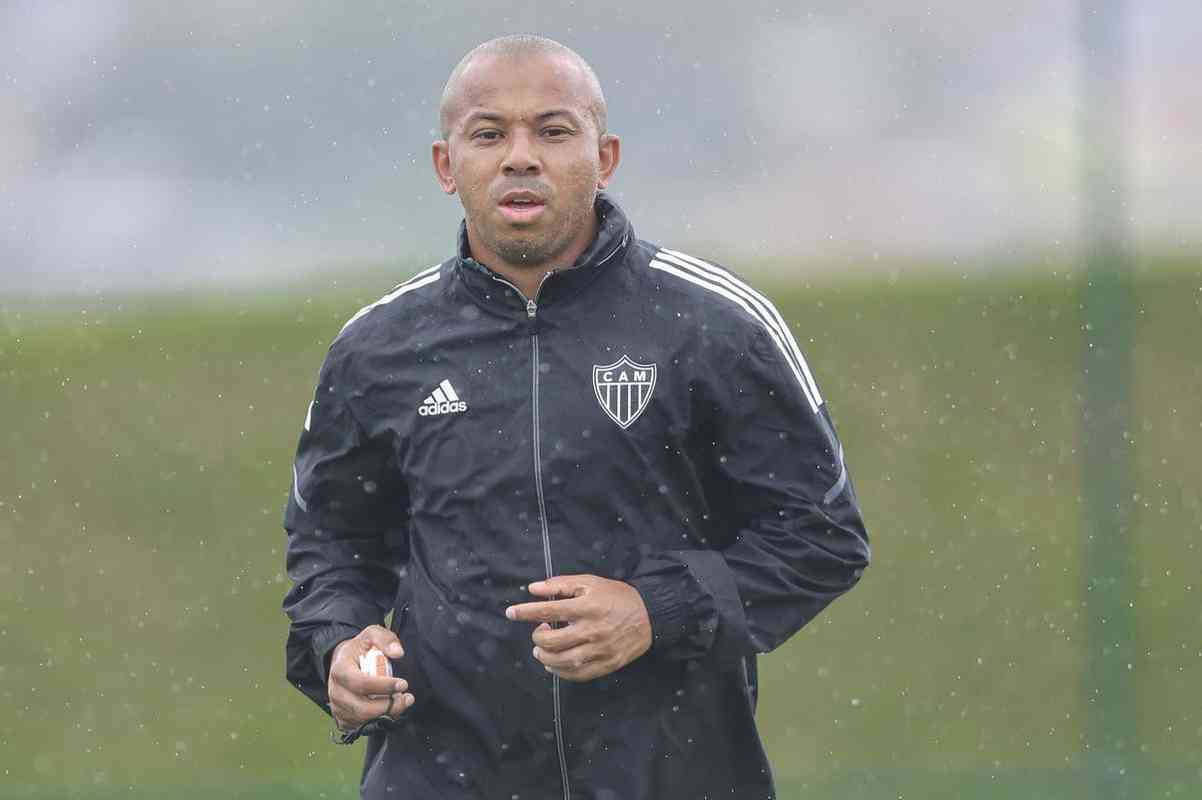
648;248;823;413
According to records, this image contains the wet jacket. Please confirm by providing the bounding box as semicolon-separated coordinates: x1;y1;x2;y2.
282;194;870;799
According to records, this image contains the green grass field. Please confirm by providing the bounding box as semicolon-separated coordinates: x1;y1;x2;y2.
2;261;1199;798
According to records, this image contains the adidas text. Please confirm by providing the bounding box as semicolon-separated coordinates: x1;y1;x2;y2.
419;400;467;416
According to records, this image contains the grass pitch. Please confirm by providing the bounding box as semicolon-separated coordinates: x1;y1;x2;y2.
1;261;1199;796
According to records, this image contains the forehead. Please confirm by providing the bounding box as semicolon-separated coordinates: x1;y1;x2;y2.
451;52;593;125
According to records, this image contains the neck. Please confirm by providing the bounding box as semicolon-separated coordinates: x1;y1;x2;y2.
486;263;555;303
466;212;599;301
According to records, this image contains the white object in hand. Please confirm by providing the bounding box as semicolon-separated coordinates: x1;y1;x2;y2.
359;647;393;678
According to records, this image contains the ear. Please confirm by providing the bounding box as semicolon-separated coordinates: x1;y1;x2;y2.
596;133;621;190
431;140;456;195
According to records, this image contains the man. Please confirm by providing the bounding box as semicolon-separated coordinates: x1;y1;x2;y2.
283;34;870;799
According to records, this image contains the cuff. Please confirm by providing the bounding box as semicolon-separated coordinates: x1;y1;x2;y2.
628;573;692;655
628;549;748;663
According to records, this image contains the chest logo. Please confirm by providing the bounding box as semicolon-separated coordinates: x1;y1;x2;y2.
418;379;467;417
593;355;657;429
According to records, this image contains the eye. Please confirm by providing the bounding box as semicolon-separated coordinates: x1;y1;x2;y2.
543;126;572;138
472;130;502;142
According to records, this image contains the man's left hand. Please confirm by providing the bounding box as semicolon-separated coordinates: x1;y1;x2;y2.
505;574;652;682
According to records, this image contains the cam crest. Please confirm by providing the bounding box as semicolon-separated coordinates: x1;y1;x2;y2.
593;355;657;429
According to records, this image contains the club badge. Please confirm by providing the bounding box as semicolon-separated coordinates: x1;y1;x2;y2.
593;355;657;429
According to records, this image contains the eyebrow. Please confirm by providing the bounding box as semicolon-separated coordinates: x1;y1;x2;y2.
461;108;583;128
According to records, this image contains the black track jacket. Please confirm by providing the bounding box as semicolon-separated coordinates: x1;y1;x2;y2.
282;195;870;799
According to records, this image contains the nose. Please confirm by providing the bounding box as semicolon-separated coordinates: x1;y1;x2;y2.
501;129;540;176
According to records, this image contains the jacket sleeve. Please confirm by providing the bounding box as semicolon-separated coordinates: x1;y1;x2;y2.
628;323;870;664
281;343;409;714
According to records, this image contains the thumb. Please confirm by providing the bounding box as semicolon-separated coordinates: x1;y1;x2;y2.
362;625;405;658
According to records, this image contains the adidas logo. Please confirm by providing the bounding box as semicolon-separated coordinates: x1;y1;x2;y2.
418;379;468;417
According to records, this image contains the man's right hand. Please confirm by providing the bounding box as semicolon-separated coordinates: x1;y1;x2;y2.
328;624;415;732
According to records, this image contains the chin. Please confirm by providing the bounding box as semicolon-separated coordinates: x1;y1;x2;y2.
495;238;557;265
498;247;553;265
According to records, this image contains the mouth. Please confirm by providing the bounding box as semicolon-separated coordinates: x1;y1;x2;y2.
497;190;547;223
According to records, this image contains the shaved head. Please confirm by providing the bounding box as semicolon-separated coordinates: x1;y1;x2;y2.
439;35;607;140
430;34;621;295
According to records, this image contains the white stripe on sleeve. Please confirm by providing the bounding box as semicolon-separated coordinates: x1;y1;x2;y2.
661;249;823;407
649;258;820;414
338;263;443;337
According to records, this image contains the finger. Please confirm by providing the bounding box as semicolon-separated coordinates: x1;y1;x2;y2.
331;684;379;730
337;664;409;698
331;683;413;722
527;575;593;599
546;653;617;683
545;657;607;683
331;651;407;696
505;597;586;624
332;687;415;728
551;663;609;683
533;643;597;671
532;621;592;653
383;691;417;720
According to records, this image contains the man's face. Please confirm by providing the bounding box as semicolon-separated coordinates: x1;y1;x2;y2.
433;52;619;272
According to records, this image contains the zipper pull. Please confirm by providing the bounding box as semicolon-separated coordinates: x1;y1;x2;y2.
525;298;539;335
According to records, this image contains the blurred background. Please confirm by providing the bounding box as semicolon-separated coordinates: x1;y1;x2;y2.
2;1;1199;798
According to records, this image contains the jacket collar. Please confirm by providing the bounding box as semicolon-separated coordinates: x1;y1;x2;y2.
454;192;632;312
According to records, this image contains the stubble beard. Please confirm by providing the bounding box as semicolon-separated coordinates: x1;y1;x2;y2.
484;192;595;272
491;228;566;269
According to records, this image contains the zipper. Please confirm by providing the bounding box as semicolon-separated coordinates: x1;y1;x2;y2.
491;271;572;800
532;327;571;800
